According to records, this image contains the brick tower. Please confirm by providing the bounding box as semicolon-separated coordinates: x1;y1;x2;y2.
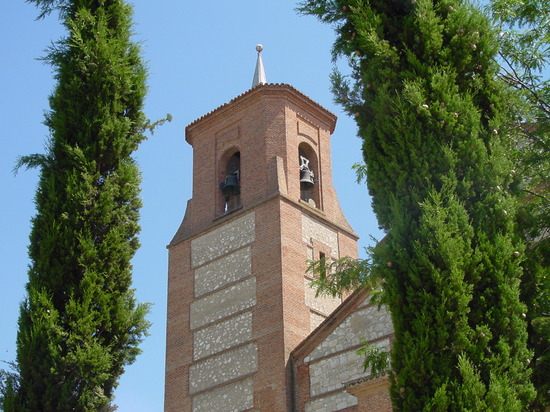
164;48;358;411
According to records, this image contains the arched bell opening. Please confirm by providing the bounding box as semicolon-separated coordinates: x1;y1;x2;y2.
219;149;241;214
298;143;320;208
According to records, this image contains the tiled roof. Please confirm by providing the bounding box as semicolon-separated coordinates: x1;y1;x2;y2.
185;83;337;138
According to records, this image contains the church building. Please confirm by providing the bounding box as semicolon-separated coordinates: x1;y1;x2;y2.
164;46;394;412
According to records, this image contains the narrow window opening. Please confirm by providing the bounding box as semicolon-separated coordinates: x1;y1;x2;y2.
300;155;315;202
319;251;326;277
219;151;241;214
299;144;320;207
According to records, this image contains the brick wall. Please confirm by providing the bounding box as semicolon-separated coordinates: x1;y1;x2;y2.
165;84;360;411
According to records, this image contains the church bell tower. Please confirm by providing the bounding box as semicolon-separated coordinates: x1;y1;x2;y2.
164;46;358;411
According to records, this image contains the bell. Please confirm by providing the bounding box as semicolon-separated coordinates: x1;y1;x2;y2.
300;168;315;189
220;173;240;195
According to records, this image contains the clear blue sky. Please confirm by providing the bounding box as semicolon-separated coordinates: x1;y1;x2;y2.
0;1;382;410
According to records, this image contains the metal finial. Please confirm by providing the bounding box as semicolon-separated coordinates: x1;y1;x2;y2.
252;44;267;88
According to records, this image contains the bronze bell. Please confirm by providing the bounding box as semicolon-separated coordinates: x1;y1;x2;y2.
220;172;240;195
300;168;315;189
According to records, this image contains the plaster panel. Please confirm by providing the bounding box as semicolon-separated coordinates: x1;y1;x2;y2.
305;391;358;412
192;377;253;412
194;247;252;297
193;312;252;360
305;278;342;315
309;339;390;397
302;214;338;256
191;212;255;268
189;343;258;394
310;311;326;331
305;305;393;362
190;277;256;330
306;245;314;261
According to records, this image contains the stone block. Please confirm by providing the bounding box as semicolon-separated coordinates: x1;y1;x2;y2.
195;247;252;297
302;214;338;256
305;391;357;412
304;277;342;316
305;305;393;362
193;312;252;360
189;343;258;394
191;212;255;268
309;339;391;397
192;377;253;412
190;277;256;330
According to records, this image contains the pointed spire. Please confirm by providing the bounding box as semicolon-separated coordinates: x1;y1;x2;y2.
252;44;267;88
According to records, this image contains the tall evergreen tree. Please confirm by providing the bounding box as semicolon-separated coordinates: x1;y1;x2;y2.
490;1;550;407
300;0;536;409
1;0;151;410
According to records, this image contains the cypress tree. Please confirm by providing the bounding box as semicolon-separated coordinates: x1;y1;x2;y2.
300;0;536;409
1;0;151;410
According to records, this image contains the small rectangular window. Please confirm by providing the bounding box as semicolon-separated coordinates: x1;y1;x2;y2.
319;252;326;276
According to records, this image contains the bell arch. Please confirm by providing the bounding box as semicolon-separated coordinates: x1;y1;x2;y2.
218;148;241;214
298;143;320;208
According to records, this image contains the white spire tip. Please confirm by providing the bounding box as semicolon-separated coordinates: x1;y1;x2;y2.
252;44;267;87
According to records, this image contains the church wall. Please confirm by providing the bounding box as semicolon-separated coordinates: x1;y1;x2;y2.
250;201;288;411
193;312;252;360
302;213;339;255
305;304;393;362
301;213;345;328
189;342;258;394
189;277;256;330
165;210;261;411
291;294;394;412
190;213;255;267
194;247;251;297
305;391;358;412
164;238;193;411
188;212;258;408
308;338;391;397
304;277;342;319
191;378;254;412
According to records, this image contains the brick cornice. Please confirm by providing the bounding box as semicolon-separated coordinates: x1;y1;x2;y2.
167;191;358;248
185;84;337;145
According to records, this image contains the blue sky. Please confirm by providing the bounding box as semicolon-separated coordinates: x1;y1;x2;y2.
0;1;382;410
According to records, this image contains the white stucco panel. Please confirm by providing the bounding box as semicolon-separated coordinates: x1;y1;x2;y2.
309;339;390;398
191;212;255;268
190;277;256;330
302;214;338;256
193;312;252;360
305;277;342;316
304;390;358;412
305;304;393;362
189;343;258;394
310;311;326;332
192;377;253;412
194;247;252;297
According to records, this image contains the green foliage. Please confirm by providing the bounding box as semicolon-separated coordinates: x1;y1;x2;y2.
1;0;152;410
356;338;389;377
308;249;386;304
490;0;550;112
520;231;550;409
300;0;536;409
